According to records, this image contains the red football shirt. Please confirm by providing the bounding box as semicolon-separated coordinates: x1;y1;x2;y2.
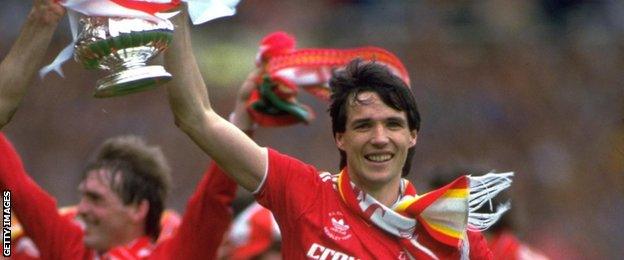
255;148;492;260
0;133;237;259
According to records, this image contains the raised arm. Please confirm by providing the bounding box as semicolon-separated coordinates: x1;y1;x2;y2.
0;133;87;258
154;81;260;258
164;9;266;192
0;0;65;129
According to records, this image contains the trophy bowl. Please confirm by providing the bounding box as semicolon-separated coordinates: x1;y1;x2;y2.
74;16;174;98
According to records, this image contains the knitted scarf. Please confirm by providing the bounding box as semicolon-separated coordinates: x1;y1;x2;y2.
247;31;410;127
336;169;513;259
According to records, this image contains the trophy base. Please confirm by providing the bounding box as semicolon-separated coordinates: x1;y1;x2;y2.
94;65;172;98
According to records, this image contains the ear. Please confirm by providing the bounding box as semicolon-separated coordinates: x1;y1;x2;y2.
130;199;149;223
409;130;418;147
335;132;345;151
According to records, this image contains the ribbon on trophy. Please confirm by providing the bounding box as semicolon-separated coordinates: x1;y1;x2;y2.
40;0;241;78
249;31;411;127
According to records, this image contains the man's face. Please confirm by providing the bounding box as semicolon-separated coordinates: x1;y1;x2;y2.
77;169;136;252
335;91;417;190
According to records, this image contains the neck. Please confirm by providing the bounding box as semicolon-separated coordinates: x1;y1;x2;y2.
347;169;402;207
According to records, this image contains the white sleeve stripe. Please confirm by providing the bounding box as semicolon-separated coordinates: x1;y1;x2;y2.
252;147;269;195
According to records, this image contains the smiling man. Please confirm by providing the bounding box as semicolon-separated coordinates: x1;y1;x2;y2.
165;9;493;259
0;1;262;259
0;134;172;258
0;132;244;259
75;136;171;254
331;84;419;207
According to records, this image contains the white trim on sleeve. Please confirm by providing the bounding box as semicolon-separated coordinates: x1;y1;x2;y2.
252;147;269;195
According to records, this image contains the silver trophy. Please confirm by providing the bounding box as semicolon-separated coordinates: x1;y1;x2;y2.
74;16;174;98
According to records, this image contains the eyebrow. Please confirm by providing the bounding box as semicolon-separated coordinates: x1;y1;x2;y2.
350;118;372;126
349;116;407;126
82;190;103;199
78;184;103;197
386;117;407;124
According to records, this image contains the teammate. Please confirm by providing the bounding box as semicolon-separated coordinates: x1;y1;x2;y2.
0;1;238;258
0;131;240;259
164;8;493;259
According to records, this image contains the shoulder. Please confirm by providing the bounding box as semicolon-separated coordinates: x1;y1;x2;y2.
265;148;323;182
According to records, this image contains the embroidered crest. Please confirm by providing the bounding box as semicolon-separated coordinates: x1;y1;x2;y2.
323;211;352;241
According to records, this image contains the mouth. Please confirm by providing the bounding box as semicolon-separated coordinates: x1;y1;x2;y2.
364;153;393;163
79;216;97;230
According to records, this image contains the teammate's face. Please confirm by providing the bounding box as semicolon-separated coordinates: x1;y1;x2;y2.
77;169;135;252
335;91;417;192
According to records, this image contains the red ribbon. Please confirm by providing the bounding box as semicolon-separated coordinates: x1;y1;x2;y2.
110;0;181;14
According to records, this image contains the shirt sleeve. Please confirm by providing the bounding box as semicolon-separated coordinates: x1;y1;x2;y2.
0;133;87;259
254;148;322;226
467;230;493;260
152;162;238;259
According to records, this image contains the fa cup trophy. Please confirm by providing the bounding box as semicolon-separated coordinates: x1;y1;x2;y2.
73;16;174;98
40;0;242;98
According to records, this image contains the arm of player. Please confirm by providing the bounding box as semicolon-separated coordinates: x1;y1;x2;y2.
156;163;238;259
164;9;266;192
156;88;259;258
0;0;65;129
0;133;87;258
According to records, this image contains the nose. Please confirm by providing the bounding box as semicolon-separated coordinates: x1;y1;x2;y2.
370;124;389;147
77;197;90;215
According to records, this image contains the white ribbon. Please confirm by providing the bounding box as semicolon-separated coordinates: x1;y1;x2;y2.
39;0;241;78
186;0;240;25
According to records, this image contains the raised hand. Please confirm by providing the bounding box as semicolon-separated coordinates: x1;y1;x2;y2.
229;69;261;131
0;0;65;128
30;0;66;25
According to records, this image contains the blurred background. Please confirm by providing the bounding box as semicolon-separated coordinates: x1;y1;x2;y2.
2;0;623;258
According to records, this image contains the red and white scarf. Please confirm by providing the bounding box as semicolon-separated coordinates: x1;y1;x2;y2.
336;169;513;259
247;31;411;127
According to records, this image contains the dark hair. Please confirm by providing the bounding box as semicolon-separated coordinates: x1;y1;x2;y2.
83;135;171;240
328;59;421;177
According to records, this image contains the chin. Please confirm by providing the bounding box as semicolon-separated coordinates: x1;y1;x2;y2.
83;240;94;249
360;171;391;184
83;235;103;250
365;167;401;182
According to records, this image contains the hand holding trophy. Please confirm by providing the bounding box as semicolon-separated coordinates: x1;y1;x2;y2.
30;0;66;25
40;0;241;98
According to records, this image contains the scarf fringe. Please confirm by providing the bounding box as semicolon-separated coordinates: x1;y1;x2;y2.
460;233;470;260
467;172;514;231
